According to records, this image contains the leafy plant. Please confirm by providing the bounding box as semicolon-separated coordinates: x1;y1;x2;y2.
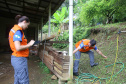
39;62;50;74
53;27;91;49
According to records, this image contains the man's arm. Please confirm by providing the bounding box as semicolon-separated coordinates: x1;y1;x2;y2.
73;46;81;54
96;49;107;59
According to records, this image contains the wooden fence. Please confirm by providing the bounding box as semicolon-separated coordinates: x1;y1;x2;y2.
38;43;70;81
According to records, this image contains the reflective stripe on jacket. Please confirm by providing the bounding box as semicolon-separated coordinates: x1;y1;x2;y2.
9;25;29;57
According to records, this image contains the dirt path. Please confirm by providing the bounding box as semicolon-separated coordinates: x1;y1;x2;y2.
0;53;53;84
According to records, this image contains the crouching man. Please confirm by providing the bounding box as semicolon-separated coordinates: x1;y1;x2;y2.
73;39;107;76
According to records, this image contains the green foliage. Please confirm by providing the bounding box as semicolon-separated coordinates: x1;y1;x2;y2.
79;0;126;25
53;31;69;49
39;62;50;74
80;0;98;25
42;25;48;33
51;7;69;24
73;27;91;43
74;22;126;84
53;27;91;48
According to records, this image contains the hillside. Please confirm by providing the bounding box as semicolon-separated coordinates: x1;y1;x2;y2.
74;22;126;84
38;22;126;84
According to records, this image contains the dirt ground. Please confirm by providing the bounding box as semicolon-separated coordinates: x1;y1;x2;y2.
0;52;47;84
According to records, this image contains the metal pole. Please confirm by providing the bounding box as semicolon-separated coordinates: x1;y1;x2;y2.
69;0;73;80
41;18;43;41
48;3;51;37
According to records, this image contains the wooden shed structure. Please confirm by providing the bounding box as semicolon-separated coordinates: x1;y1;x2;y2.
0;0;74;83
0;0;65;51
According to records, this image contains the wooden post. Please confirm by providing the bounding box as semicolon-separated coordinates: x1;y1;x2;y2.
48;3;51;37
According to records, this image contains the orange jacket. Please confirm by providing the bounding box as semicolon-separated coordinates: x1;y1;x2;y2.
75;39;95;52
9;25;29;57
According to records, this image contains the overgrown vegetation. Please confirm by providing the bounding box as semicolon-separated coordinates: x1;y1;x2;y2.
40;0;126;83
39;62;50;74
52;27;91;48
76;24;126;84
41;22;126;84
53;22;126;49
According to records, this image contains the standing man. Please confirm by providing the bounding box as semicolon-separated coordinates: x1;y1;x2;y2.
73;39;107;76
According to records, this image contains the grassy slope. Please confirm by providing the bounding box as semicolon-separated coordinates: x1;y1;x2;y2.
40;22;126;84
77;22;126;84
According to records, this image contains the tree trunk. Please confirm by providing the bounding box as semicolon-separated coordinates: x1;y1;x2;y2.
106;16;113;24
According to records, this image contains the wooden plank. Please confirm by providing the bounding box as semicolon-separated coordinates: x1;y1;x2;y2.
44;53;53;64
54;61;69;73
54;61;63;71
39;50;48;60
44;57;52;66
38;44;70;81
54;66;62;75
63;56;70;62
53;71;69;81
54;57;63;65
43;58;53;71
46;41;69;44
62;69;69;73
62;73;69;78
45;46;64;58
42;35;55;42
38;50;43;60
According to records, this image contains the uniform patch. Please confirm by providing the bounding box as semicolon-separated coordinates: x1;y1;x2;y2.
15;35;20;38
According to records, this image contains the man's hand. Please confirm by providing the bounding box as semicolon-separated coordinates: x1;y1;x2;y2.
103;56;107;59
96;49;107;59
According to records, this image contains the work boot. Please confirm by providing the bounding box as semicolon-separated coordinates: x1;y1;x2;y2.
91;63;99;67
73;72;79;76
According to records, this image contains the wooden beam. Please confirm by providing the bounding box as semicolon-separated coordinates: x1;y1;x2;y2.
41;35;55;42
23;0;25;15
0;8;41;21
42;0;59;5
0;10;40;23
4;0;12;15
35;0;41;18
0;6;44;19
0;1;47;15
17;0;46;10
46;41;69;44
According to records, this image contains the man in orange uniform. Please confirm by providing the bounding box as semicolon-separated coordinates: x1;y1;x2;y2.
73;39;107;76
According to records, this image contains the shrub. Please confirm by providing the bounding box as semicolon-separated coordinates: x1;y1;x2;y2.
53;27;91;49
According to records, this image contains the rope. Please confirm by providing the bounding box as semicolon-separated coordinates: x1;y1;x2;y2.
75;34;124;84
107;34;119;83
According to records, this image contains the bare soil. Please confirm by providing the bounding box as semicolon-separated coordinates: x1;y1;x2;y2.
0;53;46;84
